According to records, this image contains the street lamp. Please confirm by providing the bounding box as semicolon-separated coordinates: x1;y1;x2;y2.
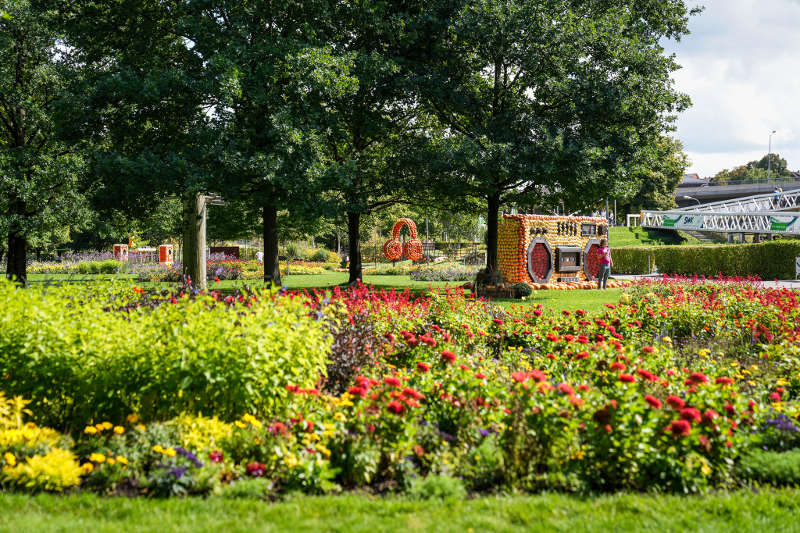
683;195;701;206
768;129;777;181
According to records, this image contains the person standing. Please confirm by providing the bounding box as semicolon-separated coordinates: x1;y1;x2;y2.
597;238;612;289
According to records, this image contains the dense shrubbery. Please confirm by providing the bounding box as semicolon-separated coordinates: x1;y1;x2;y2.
2;277;800;497
612;240;800;278
0;281;331;427
409;263;480;281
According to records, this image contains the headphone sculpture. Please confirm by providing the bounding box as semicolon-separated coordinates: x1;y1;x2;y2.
383;217;424;261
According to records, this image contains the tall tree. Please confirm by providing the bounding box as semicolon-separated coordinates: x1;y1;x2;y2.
179;0;356;286
319;0;444;284
618;136;688;214
420;0;697;282
0;0;87;284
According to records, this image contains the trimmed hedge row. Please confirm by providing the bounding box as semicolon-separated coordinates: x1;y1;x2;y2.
611;240;800;279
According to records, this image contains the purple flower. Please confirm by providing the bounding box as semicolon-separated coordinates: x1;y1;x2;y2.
479;428;492;437
175;447;204;468
168;466;188;479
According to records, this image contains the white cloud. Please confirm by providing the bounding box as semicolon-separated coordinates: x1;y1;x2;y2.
664;0;800;176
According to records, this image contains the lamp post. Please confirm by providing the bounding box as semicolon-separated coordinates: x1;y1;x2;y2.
683;195;701;206
768;129;776;181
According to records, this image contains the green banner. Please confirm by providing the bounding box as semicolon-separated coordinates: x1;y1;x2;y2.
770;216;798;232
662;215;681;228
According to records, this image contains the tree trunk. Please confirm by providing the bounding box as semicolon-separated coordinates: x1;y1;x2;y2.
485;193;501;284
347;211;362;284
262;203;281;286
182;192;207;290
6;229;27;286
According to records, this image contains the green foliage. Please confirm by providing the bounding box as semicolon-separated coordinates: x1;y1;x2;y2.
611;240;800;278
406;475;467;501
713;153;792;184
0;280;332;427
512;282;533;299
76;260;123;275
737;449;800;486
1;448;83;492
218;478;272;500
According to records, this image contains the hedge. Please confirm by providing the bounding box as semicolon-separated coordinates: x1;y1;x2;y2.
0;280;331;430
611;240;800;279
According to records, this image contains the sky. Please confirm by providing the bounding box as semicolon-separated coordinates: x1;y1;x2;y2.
663;0;800;177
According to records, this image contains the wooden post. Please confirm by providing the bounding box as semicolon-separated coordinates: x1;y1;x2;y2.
182;192;207;290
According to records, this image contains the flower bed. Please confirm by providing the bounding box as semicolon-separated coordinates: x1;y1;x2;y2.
1;276;799;497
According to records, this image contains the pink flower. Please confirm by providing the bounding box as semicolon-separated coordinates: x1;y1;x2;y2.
557;383;575;396
680;407;702;424
384;376;402;388
667;419;692;437
209;450;224;463
416;362;430;373
387;401;405;415
441;351;457;364
619;374;635;383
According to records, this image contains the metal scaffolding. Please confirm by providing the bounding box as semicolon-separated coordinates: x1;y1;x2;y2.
642;189;800;236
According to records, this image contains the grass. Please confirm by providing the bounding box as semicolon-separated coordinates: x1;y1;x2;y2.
609;226;701;247
2;490;800;533
26;272;623;314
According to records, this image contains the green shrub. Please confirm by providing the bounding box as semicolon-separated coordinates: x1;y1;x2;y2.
611;240;800;278
737;449;800;486
0;280;332;428
308;249;332;263
512;282;532;299
406;475;467;501
218;478;273;499
76;260;124;274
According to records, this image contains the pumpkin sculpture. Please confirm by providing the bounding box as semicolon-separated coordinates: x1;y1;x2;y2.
383;218;424;261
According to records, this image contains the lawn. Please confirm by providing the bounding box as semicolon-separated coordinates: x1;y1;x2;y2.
2;490;799;533
26;272;624;314
609;226;701;247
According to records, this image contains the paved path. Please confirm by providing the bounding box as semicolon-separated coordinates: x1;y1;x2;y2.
613;274;800;290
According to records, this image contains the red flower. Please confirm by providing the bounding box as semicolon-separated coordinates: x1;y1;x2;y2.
723;402;735;415
546;333;558;342
666;395;685;409
440;351;457;364
644;395;662;409
475;372;486;379
680;407;702;424
209;450;224;463
268;422;287;435
575;351;589;360
557;383;575;396
610;362;626;372
688;372;708;385
636;368;658;382
384;376;402;388
769;392;782;402
285;384;299;393
619;374;635;383
348;386;367;398
667;419;692;437
246;462;266;477
387;401;405;415
416;362;430;373
702;409;718;424
642;345;655;353
715;376;734;385
511;371;530;383
402;387;424;400
530;370;547;382
493;319;504;325
578;384;591;392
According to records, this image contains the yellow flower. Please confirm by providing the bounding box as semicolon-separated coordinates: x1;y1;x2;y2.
284;454;299;468
4;452;16;467
152;445;164;453
89;453;106;463
136;424;146;432
730;361;739;367
234;421;247;429
127;414;139;424
333;412;346;422
701;462;711;476
113;426;125;435
164;447;176;457
116;456;128;465
84;426;98;435
81;462;94;474
107;458;116;465
100;421;113;430
317;444;331;458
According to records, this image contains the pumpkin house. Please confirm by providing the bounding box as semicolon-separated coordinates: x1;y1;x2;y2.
497;214;609;286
